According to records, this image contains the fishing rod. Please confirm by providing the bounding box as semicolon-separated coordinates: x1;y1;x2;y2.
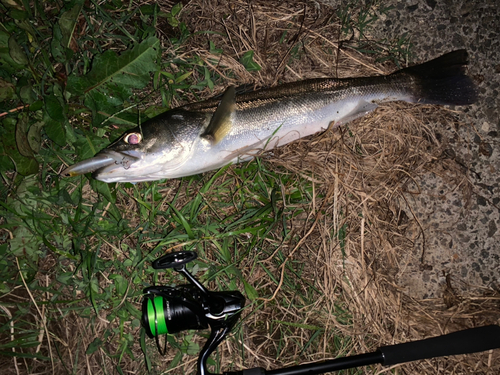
141;251;500;375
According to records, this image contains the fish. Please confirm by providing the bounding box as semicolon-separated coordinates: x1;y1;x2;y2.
61;50;477;183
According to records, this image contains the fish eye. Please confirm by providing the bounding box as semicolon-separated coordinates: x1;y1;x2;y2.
124;132;142;145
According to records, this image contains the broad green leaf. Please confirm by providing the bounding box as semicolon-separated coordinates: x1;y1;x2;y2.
29;100;43;111
51;2;83;63
0;31;24;73
56;271;75;285
15;113;34;157
71;37;159;96
8;35;28;65
171;3;182;17
19;84;36;104
0;77;15;101
1;117;38;175
45;94;65;121
44;115;66;147
9;225;41;257
59;1;83;48
44;94;67;146
166;3;182;27
86;337;103;355
239;50;261;72
181;338;199;355
109;274;128;296
51;25;65;63
243;279;258;300
90;179;116;204
67;37;159;124
27;121;43;153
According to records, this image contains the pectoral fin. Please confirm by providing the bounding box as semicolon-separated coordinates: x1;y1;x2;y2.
201;85;236;145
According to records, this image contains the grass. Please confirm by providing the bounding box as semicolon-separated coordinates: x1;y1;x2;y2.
1;1;499;375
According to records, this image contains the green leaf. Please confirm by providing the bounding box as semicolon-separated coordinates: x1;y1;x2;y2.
51;25;65;63
167;3;182;27
239;50;261;72
0;77;16;101
27;121;44;153
45;94;65;121
15;113;34;157
44;115;66;147
8;35;28;66
67;37;160;123
243;279;258;300
70;37;159;96
44;94;67;146
0;351;49;360
175;70;193;84
90;179;117;205
10;226;41;257
180;337;199;355
19;83;36;104
1;117;38;175
0;31;24;73
109;274;128;296
51;2;83;63
171;3;182;17
59;2;83;49
167;203;194;239
86;337;103;355
56;271;74;285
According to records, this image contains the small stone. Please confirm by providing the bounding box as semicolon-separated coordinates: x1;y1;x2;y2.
478;142;493;157
407;4;418;12
425;0;437;9
488;220;497;237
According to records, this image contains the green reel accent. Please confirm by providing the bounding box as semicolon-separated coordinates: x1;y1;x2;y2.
147;296;168;336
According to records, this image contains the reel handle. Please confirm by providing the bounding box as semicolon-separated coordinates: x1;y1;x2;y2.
153;250;211;298
152;250;198;269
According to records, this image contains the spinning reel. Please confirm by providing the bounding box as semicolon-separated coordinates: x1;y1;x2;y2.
142;251;500;375
141;251;245;375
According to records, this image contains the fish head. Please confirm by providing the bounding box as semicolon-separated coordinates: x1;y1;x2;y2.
61;109;208;183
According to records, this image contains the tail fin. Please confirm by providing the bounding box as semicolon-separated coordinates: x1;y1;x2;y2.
393;50;477;105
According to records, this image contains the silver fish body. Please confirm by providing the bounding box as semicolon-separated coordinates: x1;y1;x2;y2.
62;50;476;183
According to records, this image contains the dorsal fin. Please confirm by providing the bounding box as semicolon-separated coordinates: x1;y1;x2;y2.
201;86;236;145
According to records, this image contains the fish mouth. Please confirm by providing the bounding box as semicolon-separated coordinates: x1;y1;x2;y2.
61;150;140;178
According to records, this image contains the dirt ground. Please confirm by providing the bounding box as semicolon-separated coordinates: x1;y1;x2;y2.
362;0;500;302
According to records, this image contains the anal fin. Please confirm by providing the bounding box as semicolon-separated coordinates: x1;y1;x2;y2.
335;100;378;127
